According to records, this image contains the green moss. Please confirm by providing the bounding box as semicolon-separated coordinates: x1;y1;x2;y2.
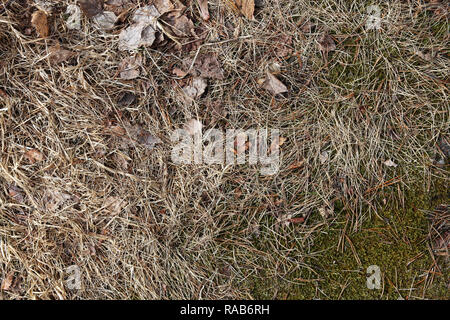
244;179;449;299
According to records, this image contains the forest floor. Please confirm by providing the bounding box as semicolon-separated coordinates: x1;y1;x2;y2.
0;0;448;299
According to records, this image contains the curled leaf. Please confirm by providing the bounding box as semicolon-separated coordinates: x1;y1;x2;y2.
31;10;49;37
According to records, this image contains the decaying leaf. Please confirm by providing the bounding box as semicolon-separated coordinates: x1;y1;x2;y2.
153;0;175;15
274;34;293;58
288;159;305;170
66;4;81;30
383;159;398;167
113;152;129;170
123;124;162;150
117;92;136;106
31;10;49;37
93;11;118;30
24;148;44;164
165;11;195;37
182;77;207;103
43;189;72;212
197;0;210;21
118;5;159;50
119;23;156;51
205;100;228;125
79;0;104;18
261;71;288;95
104;0;131;18
106;121;161;151
8;184;25;203
301;21;315;34
103;196;126;215
1;271;14;291
183;54;224;79
234;131;249;155
184;119;203;135
131;5;160;24
318;33;336;54
49;44;76;64
234;0;254;19
118;55;142;80
134;127;162;150
105;0;128;5
268;136;286;153
172;67;188;77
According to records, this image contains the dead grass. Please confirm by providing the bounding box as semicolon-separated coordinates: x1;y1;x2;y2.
0;0;448;299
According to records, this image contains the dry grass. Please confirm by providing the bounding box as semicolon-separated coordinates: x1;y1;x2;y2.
0;0;448;299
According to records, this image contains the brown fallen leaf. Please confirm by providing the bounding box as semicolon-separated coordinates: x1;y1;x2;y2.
49;44;75;64
261;71;288;95
134;127;161;150
0;88;7;98
8;184;25;203
300;21;316;34
275;34;293;58
318;33;336;54
118;5;158;51
79;0;104;18
113;152;129;171
234;0;254;19
43;189;72;212
172;67;188;77
24;148;44;164
117;92;136;106
234;132;249;155
93;11;118;30
1;271;14;291
109;125;126;136
154;0;175;15
269;136;286;153
31;10;49;38
103;196;126;215
197;0;210;21
118;55;142;80
182;77;207;103
288;159;305;170
165;12;195;37
183;54;224;80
